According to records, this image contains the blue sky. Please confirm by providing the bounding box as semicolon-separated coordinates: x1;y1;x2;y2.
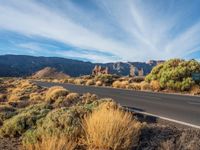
0;0;200;62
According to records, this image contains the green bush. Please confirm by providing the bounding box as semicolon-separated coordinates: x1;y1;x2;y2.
145;59;200;91
0;103;52;137
22;99;110;145
22;106;92;145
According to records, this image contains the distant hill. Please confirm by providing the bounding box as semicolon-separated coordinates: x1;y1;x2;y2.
32;67;69;79
0;55;161;77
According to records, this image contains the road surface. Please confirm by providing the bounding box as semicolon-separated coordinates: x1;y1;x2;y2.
36;81;200;128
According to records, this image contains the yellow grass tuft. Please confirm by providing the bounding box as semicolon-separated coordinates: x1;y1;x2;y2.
30;93;44;101
86;79;95;86
83;102;142;150
112;81;129;89
190;85;200;95
45;86;69;101
24;135;77;150
150;80;161;91
74;79;84;85
0;94;7;102
140;81;151;91
127;83;141;90
95;81;102;86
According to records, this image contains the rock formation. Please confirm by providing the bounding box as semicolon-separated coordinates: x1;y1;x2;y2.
92;65;109;75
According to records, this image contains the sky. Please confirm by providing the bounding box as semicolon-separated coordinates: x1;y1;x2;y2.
0;0;200;62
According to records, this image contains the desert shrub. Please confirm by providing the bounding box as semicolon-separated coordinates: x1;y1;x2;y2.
95;81;102;86
112;81;129;89
24;135;77;150
79;93;98;105
8;80;42;102
61;78;69;83
0;105;16;124
190;85;200;95
85;79;95;86
97;100;120;110
23;106;93;145
95;74;116;86
114;81;129;89
112;81;121;88
83;102;142;150
0;103;52;137
150;80;161;91
30;93;45;101
0;94;7;102
132;76;145;83
54;93;80;107
65;93;80;103
120;81;129;88
8;101;31;108
74;79;84;85
146;59;200;91
160;129;200;150
140;81;151;91
45;86;69;102
67;78;75;84
37;107;84;138
8;88;29;102
0;78;3;83
52;79;60;83
127;83;141;90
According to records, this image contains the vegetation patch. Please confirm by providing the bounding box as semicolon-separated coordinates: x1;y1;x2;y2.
146;59;200;91
83;101;142;150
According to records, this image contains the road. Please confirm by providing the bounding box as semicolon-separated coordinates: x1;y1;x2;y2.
36;81;200;128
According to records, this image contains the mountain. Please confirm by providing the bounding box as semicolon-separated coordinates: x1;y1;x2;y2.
0;55;161;77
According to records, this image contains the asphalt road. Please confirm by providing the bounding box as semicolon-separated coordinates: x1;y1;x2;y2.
36;81;200;127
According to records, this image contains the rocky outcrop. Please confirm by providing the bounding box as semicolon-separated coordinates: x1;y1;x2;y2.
92;65;109;75
130;65;144;77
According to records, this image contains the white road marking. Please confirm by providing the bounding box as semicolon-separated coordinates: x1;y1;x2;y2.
187;101;200;105
126;108;200;129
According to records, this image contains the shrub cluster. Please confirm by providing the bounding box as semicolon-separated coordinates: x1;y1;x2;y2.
146;59;200;91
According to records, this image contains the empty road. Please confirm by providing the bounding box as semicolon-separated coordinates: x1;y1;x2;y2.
36;81;200;128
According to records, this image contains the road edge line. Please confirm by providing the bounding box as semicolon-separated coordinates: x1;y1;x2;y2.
126;108;200;129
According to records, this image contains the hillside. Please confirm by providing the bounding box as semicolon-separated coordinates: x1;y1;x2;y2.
0;55;160;77
32;67;69;79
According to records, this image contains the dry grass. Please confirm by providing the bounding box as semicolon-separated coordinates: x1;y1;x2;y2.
190;85;200;95
67;78;75;84
150;80;161;91
140;81;151;91
112;81;129;88
127;83;141;90
0;94;6;102
83;102;142;150
85;79;95;86
64;93;80;106
160;129;200;150
30;93;44;101
45;86;69;101
24;135;77;150
112;81;121;88
95;81;102;86
74;79;84;85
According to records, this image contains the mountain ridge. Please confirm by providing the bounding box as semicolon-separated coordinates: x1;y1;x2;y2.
0;54;162;77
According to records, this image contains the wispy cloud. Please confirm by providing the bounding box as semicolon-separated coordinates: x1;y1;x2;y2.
0;0;200;62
